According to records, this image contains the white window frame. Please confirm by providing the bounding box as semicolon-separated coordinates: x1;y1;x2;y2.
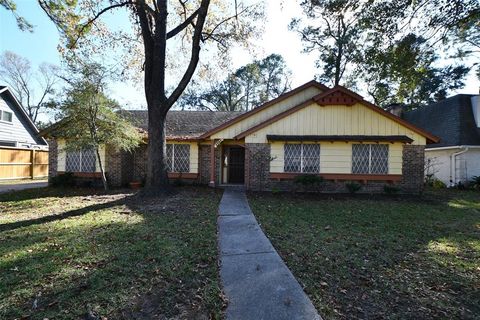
352;144;389;174
0;110;13;123
284;143;320;173
166;144;190;173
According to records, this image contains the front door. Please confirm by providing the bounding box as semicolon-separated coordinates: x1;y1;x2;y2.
228;147;245;184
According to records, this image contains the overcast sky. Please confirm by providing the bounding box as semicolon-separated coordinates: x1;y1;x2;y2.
1;1;478;111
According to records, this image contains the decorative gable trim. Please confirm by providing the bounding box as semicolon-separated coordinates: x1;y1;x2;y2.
314;86;363;106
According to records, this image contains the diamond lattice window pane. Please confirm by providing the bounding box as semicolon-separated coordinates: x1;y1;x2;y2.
370;144;389;174
65;150;81;172
81;148;96;172
352;144;370;174
166;144;173;172
284;144;301;172
302;144;320;173
173;144;190;172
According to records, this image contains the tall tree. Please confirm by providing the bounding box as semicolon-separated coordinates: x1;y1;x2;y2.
58;63;142;190
290;0;362;86
39;0;263;193
362;34;470;106
179;53;291;111
256;53;291;103
0;51;59;123
292;0;478;98
235;62;261;110
181;74;244;111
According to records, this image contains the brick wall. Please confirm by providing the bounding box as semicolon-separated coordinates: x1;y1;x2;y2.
105;144;123;187
400;145;425;193
245;143;271;191
199;144;211;184
47;139;58;180
132;144;148;182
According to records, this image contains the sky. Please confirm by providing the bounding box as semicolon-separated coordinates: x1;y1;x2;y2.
1;0;479;111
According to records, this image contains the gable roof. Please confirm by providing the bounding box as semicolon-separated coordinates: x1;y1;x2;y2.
0;86;48;146
198;80;329;139
403;94;480;147
233;85;440;144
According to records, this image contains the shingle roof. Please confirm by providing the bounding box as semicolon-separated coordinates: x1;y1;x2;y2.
126;110;243;139
403;94;480;147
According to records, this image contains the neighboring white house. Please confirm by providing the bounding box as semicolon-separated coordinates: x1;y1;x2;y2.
404;94;480;186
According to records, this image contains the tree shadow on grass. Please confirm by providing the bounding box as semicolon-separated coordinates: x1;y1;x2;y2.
0;197;131;233
0;187;133;203
0;187;223;320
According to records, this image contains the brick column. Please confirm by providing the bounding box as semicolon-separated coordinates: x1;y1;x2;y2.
105;145;123;187
401;145;425;193
47;139;58;181
245;143;270;191
209;140;216;187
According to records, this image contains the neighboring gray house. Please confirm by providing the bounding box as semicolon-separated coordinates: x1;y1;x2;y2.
0;86;48;150
403;94;480;186
0;86;49;180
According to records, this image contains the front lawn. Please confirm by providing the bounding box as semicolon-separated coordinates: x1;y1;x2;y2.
0;187;224;319
250;190;480;319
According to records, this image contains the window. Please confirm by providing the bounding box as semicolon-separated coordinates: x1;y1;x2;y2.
166;144;190;172
0;110;13;122
284;143;320;173
352;144;389;174
65;148;96;172
0;140;16;147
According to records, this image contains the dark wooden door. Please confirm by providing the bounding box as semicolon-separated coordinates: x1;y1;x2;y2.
228;147;245;184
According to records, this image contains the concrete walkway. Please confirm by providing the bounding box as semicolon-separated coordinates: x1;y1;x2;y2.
0;181;48;194
218;188;321;320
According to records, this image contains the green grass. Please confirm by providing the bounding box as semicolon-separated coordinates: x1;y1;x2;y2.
250;190;480;319
0;186;224;319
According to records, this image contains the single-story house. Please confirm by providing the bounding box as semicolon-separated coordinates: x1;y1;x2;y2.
0;86;49;180
44;80;439;192
403;93;480;186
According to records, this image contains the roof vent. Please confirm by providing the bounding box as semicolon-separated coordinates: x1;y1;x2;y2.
472;95;480;128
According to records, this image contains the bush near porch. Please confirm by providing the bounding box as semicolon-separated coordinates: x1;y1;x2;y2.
0;187;224;319
250;189;480;319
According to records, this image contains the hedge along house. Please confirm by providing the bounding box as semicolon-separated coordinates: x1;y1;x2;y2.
44;80;438;192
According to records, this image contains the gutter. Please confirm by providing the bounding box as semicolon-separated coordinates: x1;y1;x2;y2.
427;145;480;151
450;146;469;186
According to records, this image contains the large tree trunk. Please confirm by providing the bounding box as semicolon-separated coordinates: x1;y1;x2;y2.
138;0;210;193
146;105;169;190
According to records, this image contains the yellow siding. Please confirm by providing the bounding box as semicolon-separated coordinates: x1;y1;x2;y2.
246;103;426;145
270;141;404;174
58;139;66;171
167;141;199;173
211;86;324;139
57;139;106;173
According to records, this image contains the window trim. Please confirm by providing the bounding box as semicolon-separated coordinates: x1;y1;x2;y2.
166;143;190;173
284;143;320;173
352;144;389;174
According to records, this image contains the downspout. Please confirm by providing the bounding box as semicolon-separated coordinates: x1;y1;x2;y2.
450;146;469;186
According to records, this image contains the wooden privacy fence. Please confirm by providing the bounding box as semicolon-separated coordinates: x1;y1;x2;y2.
0;147;49;180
